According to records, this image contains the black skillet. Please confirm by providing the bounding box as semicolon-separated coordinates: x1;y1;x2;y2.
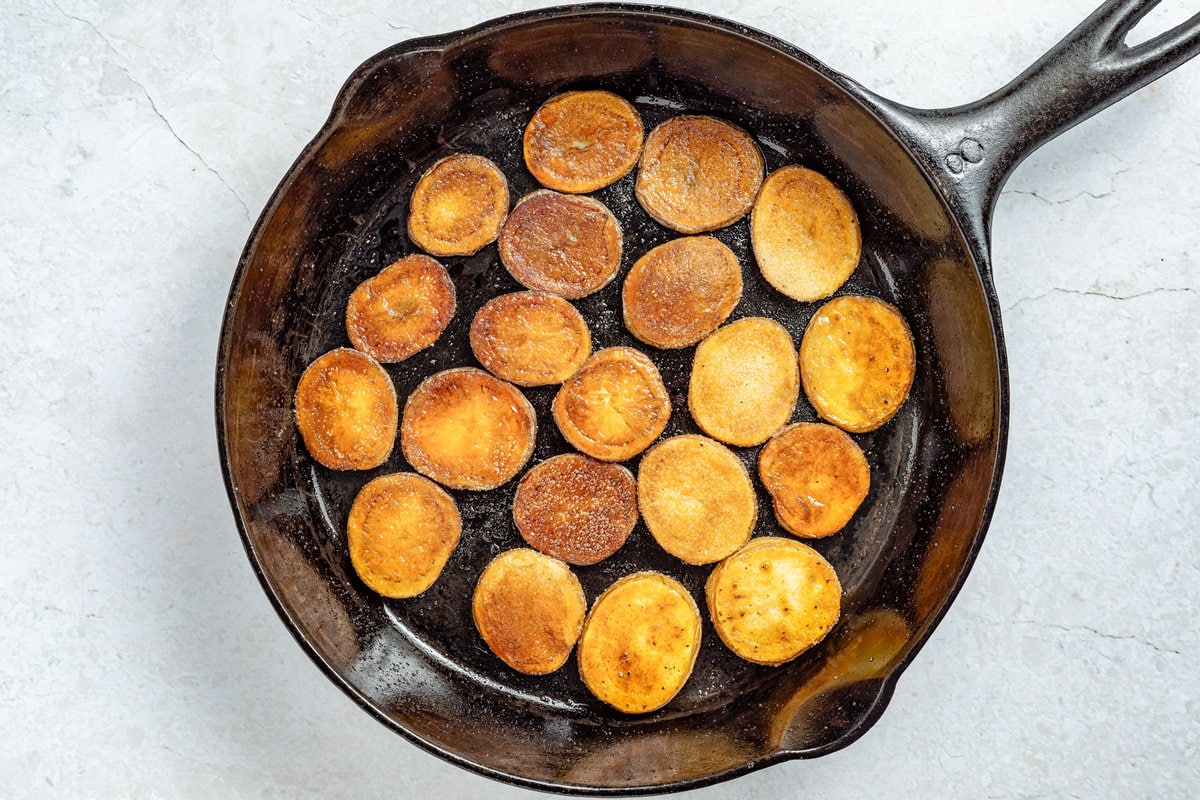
215;1;1200;793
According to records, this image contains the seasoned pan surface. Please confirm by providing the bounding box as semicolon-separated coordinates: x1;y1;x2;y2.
218;5;1009;793
306;90;935;706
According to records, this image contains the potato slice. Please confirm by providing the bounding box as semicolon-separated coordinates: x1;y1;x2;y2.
759;422;870;538
635;115;764;234
346;254;456;363
799;295;916;433
401;367;536;490
578;572;701;714
638;435;756;564
706;537;841;666
513;454;638;566
472;548;587;675
524;90;644;194
294;348;397;470
751;165;861;302
347;472;461;599
407;153;510;257
622;236;742;349
553;346;671;462
469;290;591;386
688;317;799;447
498;190;623;299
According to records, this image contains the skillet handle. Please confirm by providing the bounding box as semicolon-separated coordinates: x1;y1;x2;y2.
857;0;1200;260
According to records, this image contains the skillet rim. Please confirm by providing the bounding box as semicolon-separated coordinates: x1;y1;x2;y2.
214;2;1011;793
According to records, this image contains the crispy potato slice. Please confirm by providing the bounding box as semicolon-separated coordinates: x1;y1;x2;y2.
498;190;623;299
472;548;587;675
524;90;644;193
401;367;536;490
799;295;916;433
553;346;672;462
578;572;701;714
706;537;841;666
407;153;510;257
688;317;799;447
638;435;756;564
347;472;461;599
469;290;591;386
759;423;870;538
635;115;764;234
622;236;742;349
751;165;861;302
294;348;397;470
346;254;456;363
513;454;638;566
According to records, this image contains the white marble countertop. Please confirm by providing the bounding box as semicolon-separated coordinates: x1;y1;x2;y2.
2;0;1198;796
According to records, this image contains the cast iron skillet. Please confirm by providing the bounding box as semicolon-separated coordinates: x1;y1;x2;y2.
216;1;1199;793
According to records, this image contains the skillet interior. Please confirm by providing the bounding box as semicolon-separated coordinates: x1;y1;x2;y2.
217;6;1005;792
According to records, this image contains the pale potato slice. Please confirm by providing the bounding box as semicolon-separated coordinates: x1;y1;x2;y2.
346;254;456;363
577;572;701;714
799;295;916;433
524;90;644;194
758;423;870;538
472;548;587;675
469;290;591;386
401;367;536;490
294;347;397;470
513;454;638;565
498;190;623;299
706;537;841;666
751;165;861;302
553;347;671;462
688;317;799;447
407;153;510;257
635;115;764;234
638;435;756;564
347;472;461;599
622;236;742;349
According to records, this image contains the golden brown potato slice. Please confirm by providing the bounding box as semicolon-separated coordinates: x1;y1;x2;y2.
758;422;870;538
401;367;536;490
688;317;799;447
706;537;841;666
622;236;742;349
469;290;591;386
513;454;638;566
524;90;644;194
553;346;671;462
347;472;461;599
635;115;764;234
751;165;861;302
472;548;587;675
346;254;456;363
799;295;916;433
577;572;701;714
498;190;623;299
294;348;397;470
638;435;756;564
407;153;510;257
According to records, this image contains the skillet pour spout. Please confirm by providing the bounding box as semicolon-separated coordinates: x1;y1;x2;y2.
216;0;1199;793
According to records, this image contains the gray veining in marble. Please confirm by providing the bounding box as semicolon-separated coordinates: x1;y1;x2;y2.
1;0;1197;796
